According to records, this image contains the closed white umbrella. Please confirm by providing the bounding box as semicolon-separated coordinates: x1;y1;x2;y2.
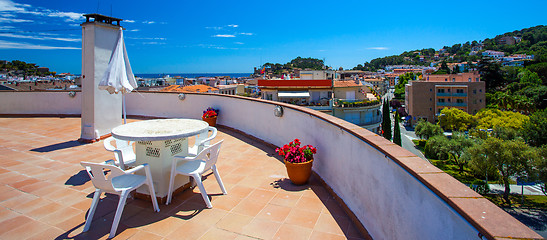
98;27;137;124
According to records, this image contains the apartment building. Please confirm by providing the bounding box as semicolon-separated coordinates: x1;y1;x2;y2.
405;72;485;124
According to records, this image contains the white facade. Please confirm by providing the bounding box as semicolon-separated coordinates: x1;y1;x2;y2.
80;20;124;141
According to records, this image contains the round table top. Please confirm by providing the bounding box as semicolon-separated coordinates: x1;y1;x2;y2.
112;118;209;141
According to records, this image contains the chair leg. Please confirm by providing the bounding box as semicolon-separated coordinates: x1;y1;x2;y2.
212;165;227;195
166;167;176;205
193;174;212;208
83;189;102;232
109;190;129;238
147;180;160;212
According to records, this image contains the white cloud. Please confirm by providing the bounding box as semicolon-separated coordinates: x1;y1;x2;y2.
0;39;79;49
213;34;235;38
143;21;155;24
0;33;80;42
0;0;83;22
228;24;238;28
128;29;140;32
239;32;253;36
0;17;32;23
141;42;165;45
0;0;26;12
124;19;135;23
234;42;244;45
126;37;166;40
206;26;223;30
367;47;389;50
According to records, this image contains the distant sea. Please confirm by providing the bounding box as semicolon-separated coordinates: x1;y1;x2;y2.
135;73;253;79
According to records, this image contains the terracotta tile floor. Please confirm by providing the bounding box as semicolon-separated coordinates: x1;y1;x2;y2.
0;117;366;240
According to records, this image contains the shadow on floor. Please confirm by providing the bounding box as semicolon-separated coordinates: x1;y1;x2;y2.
65;170;91;186
30;140;86;153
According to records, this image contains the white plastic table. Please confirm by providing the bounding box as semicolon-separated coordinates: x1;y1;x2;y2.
112;119;209;199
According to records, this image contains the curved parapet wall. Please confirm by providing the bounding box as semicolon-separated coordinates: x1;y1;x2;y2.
0;91;541;239
126;92;541;240
0;91;81;116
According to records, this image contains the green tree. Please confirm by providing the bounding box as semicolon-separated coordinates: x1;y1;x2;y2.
424;135;450;160
518;69;542;85
522;109;547;147
393;112;402;146
439;108;474;131
382;99;392;140
534;146;547;195
474;109;529;131
468;138;536;204
446;132;476;173
415;119;443;140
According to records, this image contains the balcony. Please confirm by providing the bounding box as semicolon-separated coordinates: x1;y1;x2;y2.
452;93;467;97
0;90;541;240
436;92;451;97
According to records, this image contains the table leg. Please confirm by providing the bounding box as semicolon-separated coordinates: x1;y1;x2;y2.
134;138;190;198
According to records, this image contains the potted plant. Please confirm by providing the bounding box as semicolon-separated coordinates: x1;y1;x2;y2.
275;139;317;185
202;107;218;127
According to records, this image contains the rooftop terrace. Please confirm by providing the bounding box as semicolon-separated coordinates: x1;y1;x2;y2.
0;117;364;239
0;91;542;240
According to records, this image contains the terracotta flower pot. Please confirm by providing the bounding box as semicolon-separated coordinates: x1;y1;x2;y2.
202;116;217;127
285;159;313;185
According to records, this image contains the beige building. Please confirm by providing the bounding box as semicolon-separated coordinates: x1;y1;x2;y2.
405;72;485;124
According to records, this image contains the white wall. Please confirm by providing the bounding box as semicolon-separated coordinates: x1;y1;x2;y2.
0;91;81;115
80;22;123;140
125;92;479;239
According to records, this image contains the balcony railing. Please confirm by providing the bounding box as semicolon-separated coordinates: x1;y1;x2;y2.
436;93;467;97
0;90;540;240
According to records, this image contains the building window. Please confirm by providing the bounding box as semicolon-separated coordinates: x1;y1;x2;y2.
457;89;464;93
444;78;447;81
473;89;476;94
438;98;445;103
468;78;472;82
430;108;432;111
480;99;482;102
430;98;432;101
452;78;455;82
430;88;432;91
476;78;479;82
456;99;464;103
479;89;482;92
447;98;451;102
437;89;445;93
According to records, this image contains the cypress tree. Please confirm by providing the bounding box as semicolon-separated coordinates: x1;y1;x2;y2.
382;99;392;140
393;111;402;146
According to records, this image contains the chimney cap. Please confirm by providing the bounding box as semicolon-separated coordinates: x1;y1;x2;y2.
83;13;123;26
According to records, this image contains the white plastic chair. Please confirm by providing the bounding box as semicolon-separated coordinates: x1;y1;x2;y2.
80;161;160;238
167;140;226;208
188;126;218;156
103;136;136;170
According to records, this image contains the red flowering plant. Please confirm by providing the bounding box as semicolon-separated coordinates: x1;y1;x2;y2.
275;139;317;163
202;107;218;118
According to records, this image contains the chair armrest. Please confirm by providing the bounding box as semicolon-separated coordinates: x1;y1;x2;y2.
103;137;117;152
196;127;218;147
104;160;116;165
124;164;145;174
174;155;195;161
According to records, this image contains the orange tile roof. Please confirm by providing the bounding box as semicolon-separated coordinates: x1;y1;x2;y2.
333;80;361;87
182;84;219;93
161;85;185;92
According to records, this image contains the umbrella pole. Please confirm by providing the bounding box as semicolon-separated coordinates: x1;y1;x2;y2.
123;93;127;124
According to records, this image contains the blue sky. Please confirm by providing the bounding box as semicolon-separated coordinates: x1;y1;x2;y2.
0;0;546;74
